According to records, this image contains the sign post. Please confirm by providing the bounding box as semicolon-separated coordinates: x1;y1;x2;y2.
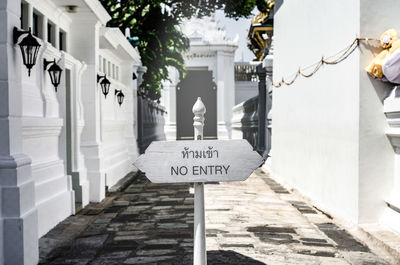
192;97;207;265
134;97;263;265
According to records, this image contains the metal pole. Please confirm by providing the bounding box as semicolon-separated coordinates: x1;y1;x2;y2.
137;92;143;153
256;63;267;157
192;97;207;265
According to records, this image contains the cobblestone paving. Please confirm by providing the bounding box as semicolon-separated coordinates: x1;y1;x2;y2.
39;170;391;265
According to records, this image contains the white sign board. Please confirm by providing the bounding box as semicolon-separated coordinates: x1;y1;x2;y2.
134;139;263;183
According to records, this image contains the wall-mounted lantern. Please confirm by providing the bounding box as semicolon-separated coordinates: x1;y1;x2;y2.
97;74;111;98
13;27;41;76
44;59;63;92
115;89;124;106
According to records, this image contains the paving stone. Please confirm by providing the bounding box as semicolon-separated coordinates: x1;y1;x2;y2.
341;251;391;265
157;223;188;229
317;223;370;252
114;235;148;241
300;237;329;243
93;218;112;224
124;256;175;264
135;249;177;256
104;206;126;214
112;201;130;206
46;258;91;265
220;243;254;248
302;242;335;247
152;205;173;210
96;250;132;258
297;249;336;257
206;229;228;234
144;239;178;245
74;234;108;248
105;239;140;250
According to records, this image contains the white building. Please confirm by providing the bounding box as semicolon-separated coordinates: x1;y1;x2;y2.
269;0;400;244
162;16;238;141
0;0;141;263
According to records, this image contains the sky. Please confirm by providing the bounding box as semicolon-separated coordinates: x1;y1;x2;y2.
215;10;256;62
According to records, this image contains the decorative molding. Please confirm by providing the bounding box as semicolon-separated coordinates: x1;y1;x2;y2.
83;0;111;25
185;52;216;59
22;117;63;138
27;0;72;29
100;28;141;63
0;154;32;170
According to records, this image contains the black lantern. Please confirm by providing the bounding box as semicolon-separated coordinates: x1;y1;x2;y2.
97;74;111;98
14;27;41;76
115;89;125;106
44;59;63;92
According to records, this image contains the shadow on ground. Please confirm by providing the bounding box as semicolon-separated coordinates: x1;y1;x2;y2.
207;250;266;265
147;250;266;265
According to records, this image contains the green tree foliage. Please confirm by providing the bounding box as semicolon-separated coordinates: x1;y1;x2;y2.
100;0;267;100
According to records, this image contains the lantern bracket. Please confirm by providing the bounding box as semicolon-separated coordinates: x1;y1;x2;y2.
44;58;56;70
115;89;122;95
13;27;30;44
97;74;106;83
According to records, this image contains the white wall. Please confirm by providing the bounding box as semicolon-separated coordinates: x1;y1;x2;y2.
272;0;361;223
272;0;399;226
20;0;76;238
98;49;136;188
11;0;140;238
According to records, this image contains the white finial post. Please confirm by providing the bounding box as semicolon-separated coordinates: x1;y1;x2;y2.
192;97;207;265
193;97;206;140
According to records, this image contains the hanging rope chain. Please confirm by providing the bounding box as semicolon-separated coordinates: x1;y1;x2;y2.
272;37;377;88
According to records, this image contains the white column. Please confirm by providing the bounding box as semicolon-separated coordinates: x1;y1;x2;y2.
42;16;48;42
0;0;38;264
54;24;60;49
163;67;178;140
216;50;226;139
70;19;105;202
382;86;400;234
216;49;235;139
27;3;33;29
126;63;139;164
72;61;90;207
192;97;207;265
263;36;274;168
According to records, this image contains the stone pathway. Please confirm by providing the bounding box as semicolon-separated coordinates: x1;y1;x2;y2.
39;169;391;265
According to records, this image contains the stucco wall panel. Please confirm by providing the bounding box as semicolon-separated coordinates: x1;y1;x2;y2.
273;0;360;223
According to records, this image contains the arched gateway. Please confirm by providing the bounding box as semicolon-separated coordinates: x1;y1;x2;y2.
162;16;237;140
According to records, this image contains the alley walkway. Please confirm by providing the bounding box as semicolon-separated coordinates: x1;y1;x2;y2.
39;169;390;265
